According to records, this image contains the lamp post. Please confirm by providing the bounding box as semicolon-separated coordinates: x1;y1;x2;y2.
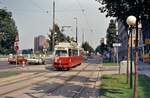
126;15;136;89
61;26;72;32
134;16;139;98
74;17;78;43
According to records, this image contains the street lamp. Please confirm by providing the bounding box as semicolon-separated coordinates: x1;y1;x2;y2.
126;15;136;89
74;17;78;43
61;26;72;32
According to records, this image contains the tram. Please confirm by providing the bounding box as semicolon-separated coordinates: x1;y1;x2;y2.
53;42;83;70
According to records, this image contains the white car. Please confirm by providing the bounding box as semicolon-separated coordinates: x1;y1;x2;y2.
27;58;45;65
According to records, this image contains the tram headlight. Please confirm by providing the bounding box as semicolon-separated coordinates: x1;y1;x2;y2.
69;58;71;63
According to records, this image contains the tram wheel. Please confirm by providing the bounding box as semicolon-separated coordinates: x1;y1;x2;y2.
56;68;62;71
66;68;70;71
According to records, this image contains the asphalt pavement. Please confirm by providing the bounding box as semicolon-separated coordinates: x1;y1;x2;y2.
0;57;53;72
138;61;150;77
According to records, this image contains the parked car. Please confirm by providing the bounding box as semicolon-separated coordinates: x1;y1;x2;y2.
8;55;27;64
27;57;45;65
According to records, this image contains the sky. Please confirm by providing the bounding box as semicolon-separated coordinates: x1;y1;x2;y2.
0;0;110;49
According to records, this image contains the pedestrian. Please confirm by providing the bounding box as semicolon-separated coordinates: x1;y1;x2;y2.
22;61;25;67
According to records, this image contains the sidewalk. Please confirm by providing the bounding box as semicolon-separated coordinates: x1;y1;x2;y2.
138;61;150;77
0;58;7;61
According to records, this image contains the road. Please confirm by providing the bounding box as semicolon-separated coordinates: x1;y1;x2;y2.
0;55;102;98
0;57;53;71
0;61;16;69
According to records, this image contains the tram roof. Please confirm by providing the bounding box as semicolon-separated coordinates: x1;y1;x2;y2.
55;42;78;49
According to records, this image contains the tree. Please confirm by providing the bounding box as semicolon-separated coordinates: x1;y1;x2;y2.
0;9;18;54
48;24;65;51
81;42;94;53
66;36;75;42
22;49;33;54
48;24;75;51
97;0;150;25
95;42;108;54
106;19;117;48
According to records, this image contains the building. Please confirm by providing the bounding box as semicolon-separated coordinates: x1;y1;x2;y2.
117;20;128;59
142;21;150;62
34;35;49;52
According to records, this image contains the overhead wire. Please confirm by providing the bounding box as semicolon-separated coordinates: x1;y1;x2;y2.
1;0;97;14
0;0;49;14
30;0;48;13
1;0;95;31
75;0;94;33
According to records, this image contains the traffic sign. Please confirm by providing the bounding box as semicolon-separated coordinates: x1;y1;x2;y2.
113;43;122;47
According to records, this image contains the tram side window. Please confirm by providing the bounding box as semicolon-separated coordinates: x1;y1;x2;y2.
79;50;82;56
55;50;67;56
69;49;72;56
73;50;78;56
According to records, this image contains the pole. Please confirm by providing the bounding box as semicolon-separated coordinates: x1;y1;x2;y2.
76;18;78;43
116;33;120;74
15;50;18;67
134;17;139;98
130;27;133;89
127;43;130;84
74;17;78;43
82;32;84;44
52;0;55;51
14;32;19;67
117;46;120;74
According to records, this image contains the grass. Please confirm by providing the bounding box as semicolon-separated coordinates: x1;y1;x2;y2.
138;75;150;98
100;74;150;98
102;59;117;66
102;62;117;66
0;72;19;78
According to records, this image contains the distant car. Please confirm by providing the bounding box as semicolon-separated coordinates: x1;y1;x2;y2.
27;57;45;65
8;55;27;64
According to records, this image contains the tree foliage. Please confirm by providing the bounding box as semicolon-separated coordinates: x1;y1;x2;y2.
48;24;75;51
95;42;108;54
81;41;94;53
97;0;150;24
106;19;117;48
0;9;18;54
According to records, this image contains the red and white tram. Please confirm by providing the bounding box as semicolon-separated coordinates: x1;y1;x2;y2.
53;42;83;70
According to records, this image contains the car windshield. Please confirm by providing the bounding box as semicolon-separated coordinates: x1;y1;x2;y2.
55;50;67;56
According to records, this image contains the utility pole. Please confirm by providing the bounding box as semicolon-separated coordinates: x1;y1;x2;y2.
82;32;84;44
74;17;78;43
52;0;55;51
14;32;19;67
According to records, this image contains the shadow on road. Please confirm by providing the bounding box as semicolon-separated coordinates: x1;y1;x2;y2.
26;75;99;98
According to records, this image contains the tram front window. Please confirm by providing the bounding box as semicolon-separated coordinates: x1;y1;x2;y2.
55;50;67;56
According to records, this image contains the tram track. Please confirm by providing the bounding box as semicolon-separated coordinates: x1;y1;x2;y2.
0;73;37;83
0;72;46;87
71;64;100;98
0;71;66;97
37;63;91;98
0;63;96;98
